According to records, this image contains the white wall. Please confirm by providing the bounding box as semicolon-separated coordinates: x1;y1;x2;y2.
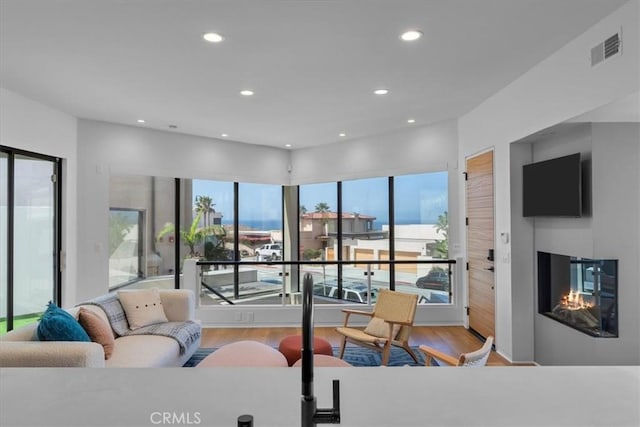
75;119;291;302
290;119;457;184
0;88;79;307
458;0;639;361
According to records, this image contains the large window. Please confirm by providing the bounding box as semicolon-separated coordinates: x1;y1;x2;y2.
108;209;143;287
299;182;339;302
342;177;390;297
296;172;449;305
394;172;450;303
190;179;236;305
236;182;284;302
108;175;175;290
106;171;450;306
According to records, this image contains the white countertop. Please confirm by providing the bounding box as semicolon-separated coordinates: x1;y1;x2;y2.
1;366;638;427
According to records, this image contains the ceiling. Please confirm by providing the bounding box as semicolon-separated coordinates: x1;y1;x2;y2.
0;0;629;149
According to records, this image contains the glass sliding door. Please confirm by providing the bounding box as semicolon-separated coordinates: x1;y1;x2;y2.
1;148;61;333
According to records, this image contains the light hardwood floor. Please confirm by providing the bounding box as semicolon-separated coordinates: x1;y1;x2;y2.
200;325;513;366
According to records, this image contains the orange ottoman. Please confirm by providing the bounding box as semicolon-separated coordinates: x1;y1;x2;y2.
278;335;333;366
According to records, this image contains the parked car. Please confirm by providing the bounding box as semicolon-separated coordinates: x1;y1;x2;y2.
416;270;450;291
319;284;377;304
255;243;282;260
336;285;377;304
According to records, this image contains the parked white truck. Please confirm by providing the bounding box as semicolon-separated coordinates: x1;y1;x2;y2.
254;243;282;260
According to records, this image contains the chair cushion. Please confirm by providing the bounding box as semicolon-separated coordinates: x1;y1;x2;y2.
78;307;115;359
36;302;91;342
364;317;401;339
117;288;168;330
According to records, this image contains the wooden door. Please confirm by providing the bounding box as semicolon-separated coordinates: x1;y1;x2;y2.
465;150;496;341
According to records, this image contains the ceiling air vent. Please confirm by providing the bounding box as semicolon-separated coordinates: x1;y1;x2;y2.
591;31;621;67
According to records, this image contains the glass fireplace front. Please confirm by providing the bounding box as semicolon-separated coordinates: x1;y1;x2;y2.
537;251;618;337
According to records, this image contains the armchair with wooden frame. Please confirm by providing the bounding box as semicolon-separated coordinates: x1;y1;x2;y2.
419;336;494;367
336;290;419;366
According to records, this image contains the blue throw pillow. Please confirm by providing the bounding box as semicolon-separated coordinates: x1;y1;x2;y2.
36;301;91;342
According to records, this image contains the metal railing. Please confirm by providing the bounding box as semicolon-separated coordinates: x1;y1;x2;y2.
193;259;456;306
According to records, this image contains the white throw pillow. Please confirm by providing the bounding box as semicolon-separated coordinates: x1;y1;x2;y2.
364;317;401;339
117;288;168;330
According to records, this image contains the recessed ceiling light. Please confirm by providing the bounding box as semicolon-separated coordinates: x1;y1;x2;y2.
168;124;178;129
400;30;423;41
203;32;224;43
285;144;292;148
407;119;416;124
137;119;145;123
339;133;346;137
221;133;229;137
374;89;389;95
240;90;254;96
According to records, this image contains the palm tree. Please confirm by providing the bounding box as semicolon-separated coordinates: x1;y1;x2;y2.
300;205;308;216
434;211;449;258
157;210;225;258
314;202;330;213
194;195;215;228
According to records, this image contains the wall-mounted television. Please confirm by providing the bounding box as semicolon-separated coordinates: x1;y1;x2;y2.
523;153;582;217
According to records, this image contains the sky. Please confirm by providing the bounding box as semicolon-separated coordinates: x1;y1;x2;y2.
192;171;447;226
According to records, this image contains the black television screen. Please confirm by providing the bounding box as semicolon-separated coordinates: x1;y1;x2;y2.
523;153;582;217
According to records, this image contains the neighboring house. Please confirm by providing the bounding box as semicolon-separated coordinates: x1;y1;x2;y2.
299;211;384;254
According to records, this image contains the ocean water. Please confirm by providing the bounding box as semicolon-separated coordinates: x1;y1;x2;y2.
225;218;436;232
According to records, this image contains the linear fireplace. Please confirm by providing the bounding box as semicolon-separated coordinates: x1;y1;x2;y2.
537;251;618;337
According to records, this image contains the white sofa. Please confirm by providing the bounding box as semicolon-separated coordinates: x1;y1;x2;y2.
0;289;201;368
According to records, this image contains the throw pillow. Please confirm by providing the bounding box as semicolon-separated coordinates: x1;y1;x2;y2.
78;307;115;359
117;288;168;330
364;317;401;339
36;301;91;342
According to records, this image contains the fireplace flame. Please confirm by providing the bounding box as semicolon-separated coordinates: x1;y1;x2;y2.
560;290;594;310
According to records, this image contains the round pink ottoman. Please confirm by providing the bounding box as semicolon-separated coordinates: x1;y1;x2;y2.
292;354;352;367
196;340;288;367
278;335;333;366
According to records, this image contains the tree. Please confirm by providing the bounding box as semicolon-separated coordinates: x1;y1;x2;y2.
314;202;330;213
300;205;308;216
194;195;215;228
433;211;449;258
157;210;225;258
314;202;331;236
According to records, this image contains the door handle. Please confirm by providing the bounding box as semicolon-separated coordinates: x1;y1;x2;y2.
485;266;494;272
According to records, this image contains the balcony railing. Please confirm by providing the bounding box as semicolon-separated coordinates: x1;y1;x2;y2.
186;259;457;307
